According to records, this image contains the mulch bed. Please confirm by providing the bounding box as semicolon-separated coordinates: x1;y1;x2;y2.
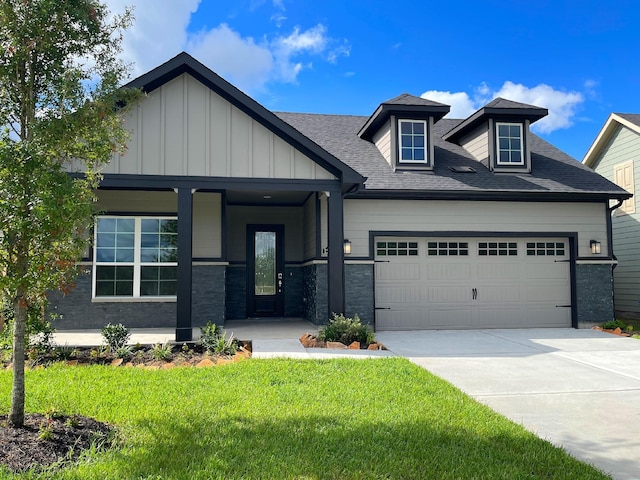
0;413;112;473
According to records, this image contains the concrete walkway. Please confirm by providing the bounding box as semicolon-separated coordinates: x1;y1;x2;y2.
52;324;640;479
376;328;640;480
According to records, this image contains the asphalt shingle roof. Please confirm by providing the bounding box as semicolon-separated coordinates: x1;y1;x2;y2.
275;112;628;197
617;113;640;128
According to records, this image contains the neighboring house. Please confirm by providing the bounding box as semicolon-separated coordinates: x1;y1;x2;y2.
583;113;640;320
51;53;630;340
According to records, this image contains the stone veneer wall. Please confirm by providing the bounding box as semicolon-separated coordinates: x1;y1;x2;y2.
49;267;176;330
344;263;374;326
192;265;225;327
575;263;615;328
225;265;246;320
49;265;225;330
302;263;328;325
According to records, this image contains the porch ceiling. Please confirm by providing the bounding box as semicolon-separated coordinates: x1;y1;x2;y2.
225;189;311;206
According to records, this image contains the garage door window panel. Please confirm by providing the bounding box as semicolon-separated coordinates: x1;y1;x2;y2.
427;241;468;256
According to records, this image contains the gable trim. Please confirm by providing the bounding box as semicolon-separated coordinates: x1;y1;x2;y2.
582;113;640;168
124;52;365;187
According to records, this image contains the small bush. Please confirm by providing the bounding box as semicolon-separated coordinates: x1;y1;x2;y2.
601;319;627;330
101;323;131;352
318;313;375;346
199;322;238;355
151;342;173;361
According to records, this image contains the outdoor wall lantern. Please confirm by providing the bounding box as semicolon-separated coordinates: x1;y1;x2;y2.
343;239;352;255
590;240;601;254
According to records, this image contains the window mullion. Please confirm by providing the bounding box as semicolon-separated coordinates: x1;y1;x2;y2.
133;217;142;297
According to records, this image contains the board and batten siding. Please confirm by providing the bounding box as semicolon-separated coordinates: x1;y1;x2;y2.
344;199;607;258
97;190;222;258
591;123;640;316
92;73;335;180
459;122;489;164
372;119;392;167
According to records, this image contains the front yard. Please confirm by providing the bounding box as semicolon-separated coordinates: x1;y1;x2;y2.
0;358;610;479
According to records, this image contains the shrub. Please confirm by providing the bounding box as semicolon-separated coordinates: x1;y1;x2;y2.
318;313;375;346
101;323;131;352
151;342;173;361
199;322;238;355
601;319;628;330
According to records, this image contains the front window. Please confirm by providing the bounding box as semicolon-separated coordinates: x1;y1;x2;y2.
496;123;524;165
398;120;427;163
94;216;178;298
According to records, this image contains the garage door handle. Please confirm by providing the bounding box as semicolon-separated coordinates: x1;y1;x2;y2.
472;288;478;300
375;307;391;310
555;304;571;308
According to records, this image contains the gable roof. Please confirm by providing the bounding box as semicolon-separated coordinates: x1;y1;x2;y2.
124;52;365;187
443;97;548;143
358;93;450;141
582;113;640;168
276;111;630;201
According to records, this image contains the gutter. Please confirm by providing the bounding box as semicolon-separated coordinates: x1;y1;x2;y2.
608;198;625;269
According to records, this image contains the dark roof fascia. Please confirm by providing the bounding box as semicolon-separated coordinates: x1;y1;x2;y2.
358;103;450;141
124;52;365;186
443;106;549;143
346;189;631;202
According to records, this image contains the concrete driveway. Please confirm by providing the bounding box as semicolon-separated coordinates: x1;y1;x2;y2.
375;328;640;480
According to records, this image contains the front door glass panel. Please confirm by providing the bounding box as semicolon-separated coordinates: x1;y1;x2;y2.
255;231;276;295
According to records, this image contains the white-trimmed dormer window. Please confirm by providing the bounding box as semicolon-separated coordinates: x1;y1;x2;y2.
496;123;524;165
399;119;426;163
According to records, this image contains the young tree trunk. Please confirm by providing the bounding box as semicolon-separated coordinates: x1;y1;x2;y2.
8;298;26;427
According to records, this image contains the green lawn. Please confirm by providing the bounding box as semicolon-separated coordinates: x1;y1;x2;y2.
0;358;610;479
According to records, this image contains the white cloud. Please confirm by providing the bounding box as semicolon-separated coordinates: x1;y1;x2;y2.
104;1;348;93
105;0;201;77
421;91;477;118
186;24;274;92
421;82;585;134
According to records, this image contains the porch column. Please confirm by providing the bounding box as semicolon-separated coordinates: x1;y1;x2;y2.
176;188;193;341
327;189;345;315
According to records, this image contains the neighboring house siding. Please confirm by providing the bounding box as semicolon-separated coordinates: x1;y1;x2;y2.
592;124;640;317
79;73;335;180
372;119;392;167
97;190;222;258
459;123;489;165
344;199;607;258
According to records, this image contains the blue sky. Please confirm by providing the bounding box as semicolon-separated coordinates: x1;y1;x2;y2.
106;0;640;160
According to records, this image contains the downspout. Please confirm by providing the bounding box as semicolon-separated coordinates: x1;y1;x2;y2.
607;198;624;269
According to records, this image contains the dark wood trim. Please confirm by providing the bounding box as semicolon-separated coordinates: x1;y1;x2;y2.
315;193;322;258
327;189;345;315
348;190;628;202
176;188;194;341
97;173;343;192
569;236;578;328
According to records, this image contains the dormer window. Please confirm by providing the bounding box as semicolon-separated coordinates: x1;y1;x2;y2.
496;123;524;165
399;120;426;163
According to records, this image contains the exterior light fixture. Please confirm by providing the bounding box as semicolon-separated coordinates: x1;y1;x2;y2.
343;239;351;255
590;240;601;255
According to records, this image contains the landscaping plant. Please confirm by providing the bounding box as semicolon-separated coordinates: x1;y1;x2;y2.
318;313;375;346
199;322;238;355
101;323;131;353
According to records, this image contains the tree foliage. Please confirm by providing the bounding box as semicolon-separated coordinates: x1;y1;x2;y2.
0;0;138;426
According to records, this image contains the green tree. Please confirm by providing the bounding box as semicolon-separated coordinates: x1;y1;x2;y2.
0;0;138;426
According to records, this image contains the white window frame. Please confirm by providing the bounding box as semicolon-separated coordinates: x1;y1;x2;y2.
92;215;178;299
496;122;525;166
398;119;428;164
